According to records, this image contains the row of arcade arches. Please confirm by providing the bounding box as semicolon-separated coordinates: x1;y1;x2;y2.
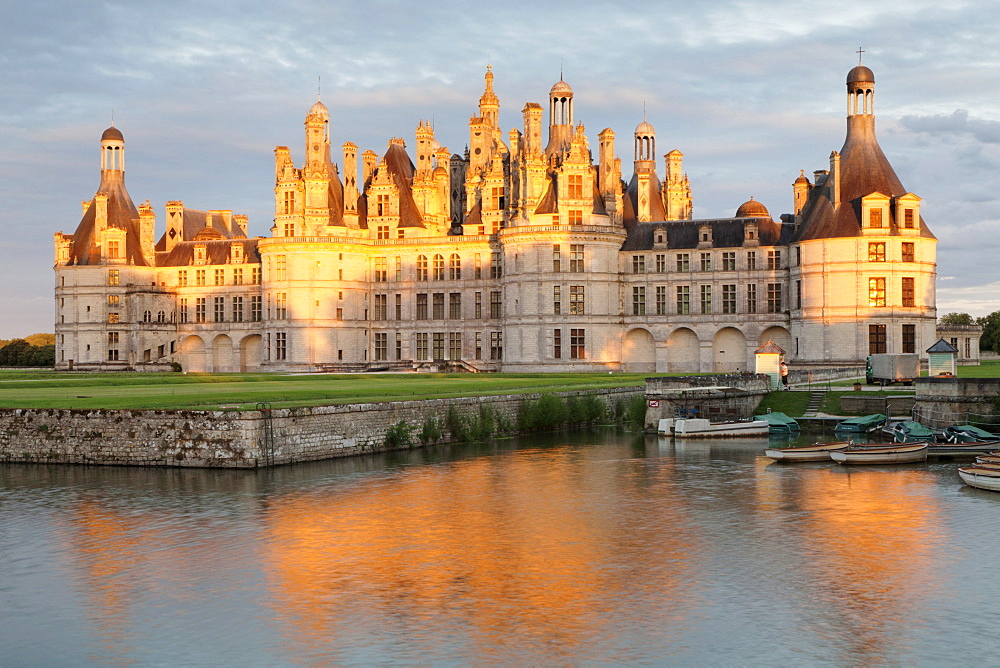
622;326;792;373
179;334;262;373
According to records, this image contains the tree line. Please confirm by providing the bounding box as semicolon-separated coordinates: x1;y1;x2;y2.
0;333;55;367
940;312;1000;353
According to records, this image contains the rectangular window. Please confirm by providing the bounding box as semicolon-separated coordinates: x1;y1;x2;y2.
275;292;287;320
433;255;445;281
570;286;585;315
395;293;402;320
107;239;120;259
433;293;445;319
215;269;224;286
196;269;206;286
553;285;561;315
767;283;782;313
214;297;225;323
374;333;387;361
869;324;887;354
553;329;562;359
195;297;206;323
490;291;502;319
474;254;482;279
283;190;294;214
700;285;712;314
902;277;915;307
336;307;343;320
178;270;188;287
633;286;646;315
491;186;505;211
570;329;585;359
490;331;503;360
417;255;428;281
107;332;119;361
632;255;646;274
416;293;428;320
676;253;690;272
747;251;757;271
395;257;402;281
252;267;261;285
552;245;562;272
700;252;711;272
108;269;119;286
796;280;802;309
904;209;915;229
570;245;584;272
868;242;886;262
377;225;389;240
568;209;583;225
449;293;462;319
376;194;390;217
568;174;583;199
108;295;119;307
375;257;387;282
416;333;429;361
374;294;387;320
491;252;502;279
656;286;667;315
449;255;462;280
475;292;483;319
870;208;883;228
449;332;462;360
180;298;189;324
275;332;287;360
395;332;402;360
722;252;736;271
655;254;666;273
283;222;295;237
475;332;482;360
722;284;737;314
902;242;915;263
233;268;243;285
747;284;757;313
107;312;119;324
232;296;243;322
767;250;781;270
251;296;262;322
676;286;690;314
902;324;916;354
868;277;886;307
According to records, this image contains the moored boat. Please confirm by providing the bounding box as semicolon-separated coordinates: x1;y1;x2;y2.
944;425;1000;443
672;418;770;438
764;441;850;462
889;420;936;443
754;411;800;434
834;413;887;434
927;440;1000;457
958;466;1000;492
830;442;928;464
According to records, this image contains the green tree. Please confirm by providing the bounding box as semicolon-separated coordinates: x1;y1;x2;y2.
977;311;1000;353
940;312;974;326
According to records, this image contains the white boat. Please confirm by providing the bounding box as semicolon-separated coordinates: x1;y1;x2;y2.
958;466;1000;492
829;443;928;465
671;418;770;438
764;441;851;462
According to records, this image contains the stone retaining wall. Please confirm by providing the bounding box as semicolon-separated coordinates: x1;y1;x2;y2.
643;374;772;431
0;387;644;468
913;377;1000;429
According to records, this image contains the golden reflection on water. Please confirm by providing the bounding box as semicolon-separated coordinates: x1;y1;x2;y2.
757;462;946;663
261;447;702;660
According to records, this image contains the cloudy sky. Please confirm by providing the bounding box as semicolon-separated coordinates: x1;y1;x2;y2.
2;0;998;338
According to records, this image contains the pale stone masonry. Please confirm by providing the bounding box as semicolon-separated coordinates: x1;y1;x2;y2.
54;63;937;373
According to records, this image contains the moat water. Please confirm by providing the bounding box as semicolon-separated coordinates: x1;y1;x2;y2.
3;429;1000;665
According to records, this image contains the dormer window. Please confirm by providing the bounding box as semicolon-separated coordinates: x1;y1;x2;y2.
194;244;207;264
869;208;883;228
230;243;243;263
904;209;914;229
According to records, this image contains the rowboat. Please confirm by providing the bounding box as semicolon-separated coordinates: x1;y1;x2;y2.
958;466;1000;492
927;440;1000;457
969;460;1000;470
888;420;936;443
976;455;1000;464
944;425;1000;443
764;441;850;462
754;411;800;434
834;413;886;434
829;442;928;464
670;417;770;438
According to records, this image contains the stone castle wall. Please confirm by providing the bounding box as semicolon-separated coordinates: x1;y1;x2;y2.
0;387;644;468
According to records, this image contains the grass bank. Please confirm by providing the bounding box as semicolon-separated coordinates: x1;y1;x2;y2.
0;371;652;411
755;389;910;418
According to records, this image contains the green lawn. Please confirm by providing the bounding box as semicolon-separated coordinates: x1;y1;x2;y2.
0;371;653;411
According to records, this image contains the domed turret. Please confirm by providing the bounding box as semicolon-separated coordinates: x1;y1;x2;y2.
308;99;330;119
635;120;655;135
101;126;124;142
735;197;769;218
550;79;573;96
847;65;875;85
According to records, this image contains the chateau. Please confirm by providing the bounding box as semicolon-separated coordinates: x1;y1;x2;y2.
53;64;937;373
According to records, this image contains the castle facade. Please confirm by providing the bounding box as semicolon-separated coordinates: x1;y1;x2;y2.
53;64;937;373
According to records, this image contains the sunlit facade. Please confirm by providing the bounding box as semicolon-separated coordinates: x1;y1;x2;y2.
53;64;936;373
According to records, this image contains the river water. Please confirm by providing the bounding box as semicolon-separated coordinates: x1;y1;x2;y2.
3;429;1000;665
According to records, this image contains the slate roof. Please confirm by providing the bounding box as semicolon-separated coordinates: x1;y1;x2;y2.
157;238;261;267
67;171;144;266
620;215;791;252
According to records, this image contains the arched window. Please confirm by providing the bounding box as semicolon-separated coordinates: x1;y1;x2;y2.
157;311;166;323
449;253;462;280
143;310;152;323
433;254;445;280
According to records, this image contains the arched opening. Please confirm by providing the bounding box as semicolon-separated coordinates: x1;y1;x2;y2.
212;334;234;373
239;335;262;372
667;327;700;373
180;335;206;373
713;327;747;373
623;328;656;373
759;326;793;358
